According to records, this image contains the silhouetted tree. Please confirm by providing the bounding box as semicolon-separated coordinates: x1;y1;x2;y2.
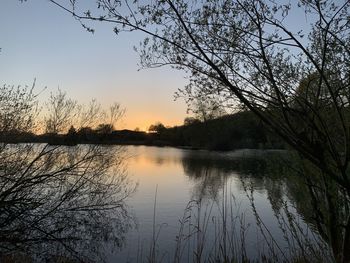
187;97;226;122
45;88;78;134
0;83;134;261
183;117;200;126
67;125;77;135
43;0;350;261
77;126;94;140
45;89;124;135
148;122;166;134
95;123;114;134
66;125;78;145
108;102;125;130
0;82;38;135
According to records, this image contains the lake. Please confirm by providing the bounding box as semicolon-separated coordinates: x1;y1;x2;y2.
0;144;330;262
107;146;328;262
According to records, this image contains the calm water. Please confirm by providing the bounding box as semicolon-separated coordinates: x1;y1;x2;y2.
1;144;325;262
106;146;323;262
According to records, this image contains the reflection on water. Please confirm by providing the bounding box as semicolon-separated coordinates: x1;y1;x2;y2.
0;143;135;262
121;146;331;262
181;149;277;200
1;145;335;262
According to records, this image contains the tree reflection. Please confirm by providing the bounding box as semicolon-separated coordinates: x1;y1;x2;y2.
282;158;350;262
0;143;135;262
181;151;271;200
245;153;350;262
180;150;345;261
0;84;135;262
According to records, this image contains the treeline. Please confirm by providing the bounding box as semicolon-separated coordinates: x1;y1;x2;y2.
152;111;285;150
1;111;285;150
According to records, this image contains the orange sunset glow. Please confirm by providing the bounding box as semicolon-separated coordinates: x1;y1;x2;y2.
0;0;349;263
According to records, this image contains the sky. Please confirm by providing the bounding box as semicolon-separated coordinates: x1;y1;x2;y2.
1;0;342;131
0;0;188;131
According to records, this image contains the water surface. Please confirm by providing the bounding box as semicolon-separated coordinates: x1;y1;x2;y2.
111;146;322;262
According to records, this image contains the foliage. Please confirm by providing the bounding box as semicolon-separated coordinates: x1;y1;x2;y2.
0;82;38;134
183;117;200;126
162;111;274;150
46;0;350;183
187;96;227;122
24;0;350;261
44;88;78;134
0;84;134;261
148;122;166;133
0;110;280;150
135;151;332;263
95;123;114;134
44;89;124;134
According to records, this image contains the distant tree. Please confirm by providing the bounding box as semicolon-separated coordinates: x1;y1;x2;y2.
148;122;166;133
95;123;114;134
183;117;201;126
78;126;93;135
107;102;125;130
67;125;77;135
65;125;78;145
188;97;226;122
77;126;94;141
44;89;124;134
44;88;78;134
78;99;103;128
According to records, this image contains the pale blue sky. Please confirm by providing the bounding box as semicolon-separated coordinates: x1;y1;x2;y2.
0;0;187;130
0;0;338;130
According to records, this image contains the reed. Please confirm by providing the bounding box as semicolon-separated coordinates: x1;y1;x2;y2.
140;183;332;263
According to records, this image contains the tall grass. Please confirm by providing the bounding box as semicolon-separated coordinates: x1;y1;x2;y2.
136;182;333;263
